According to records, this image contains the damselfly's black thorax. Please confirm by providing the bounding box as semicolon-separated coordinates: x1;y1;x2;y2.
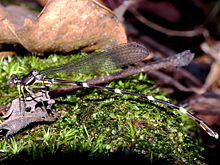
21;70;44;86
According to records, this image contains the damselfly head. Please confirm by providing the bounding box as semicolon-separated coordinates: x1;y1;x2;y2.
7;74;18;88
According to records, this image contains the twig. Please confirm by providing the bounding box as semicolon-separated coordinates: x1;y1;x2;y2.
129;7;206;37
49;50;194;97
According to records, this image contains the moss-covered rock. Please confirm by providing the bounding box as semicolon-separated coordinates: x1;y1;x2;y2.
0;54;205;164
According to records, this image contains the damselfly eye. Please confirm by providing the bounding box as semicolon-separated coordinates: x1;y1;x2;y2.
7;80;14;88
10;74;18;80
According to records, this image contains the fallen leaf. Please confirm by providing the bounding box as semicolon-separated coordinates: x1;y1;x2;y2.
37;0;48;6
135;0;181;23
0;0;127;54
199;40;220;93
0;92;58;138
0;51;17;58
187;94;220;126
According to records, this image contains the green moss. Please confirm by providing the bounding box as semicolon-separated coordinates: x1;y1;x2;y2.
0;54;205;164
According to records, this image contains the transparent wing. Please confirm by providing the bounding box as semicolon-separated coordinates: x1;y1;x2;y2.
39;42;149;75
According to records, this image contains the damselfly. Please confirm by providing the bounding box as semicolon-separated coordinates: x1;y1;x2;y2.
7;42;218;139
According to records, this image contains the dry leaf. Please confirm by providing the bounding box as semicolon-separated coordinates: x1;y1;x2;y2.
0;51;17;58
200;40;220;93
37;0;48;6
0;0;127;54
0;92;58;138
188;94;220;126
